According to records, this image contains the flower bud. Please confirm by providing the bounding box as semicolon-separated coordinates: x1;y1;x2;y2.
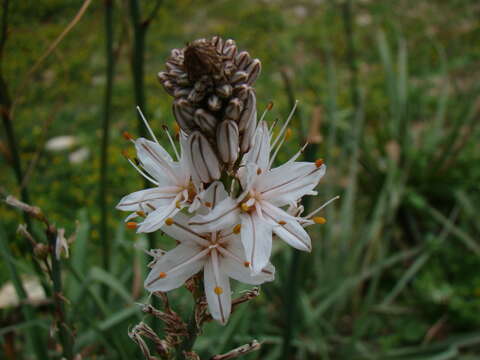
217;120;240;165
187;131;221;183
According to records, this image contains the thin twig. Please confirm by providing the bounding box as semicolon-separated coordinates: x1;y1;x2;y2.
210;340;261;360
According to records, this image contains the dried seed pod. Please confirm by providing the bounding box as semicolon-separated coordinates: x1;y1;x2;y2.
217;120;240;164
187;131;221;183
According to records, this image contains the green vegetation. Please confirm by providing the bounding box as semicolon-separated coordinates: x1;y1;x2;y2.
1;0;480;359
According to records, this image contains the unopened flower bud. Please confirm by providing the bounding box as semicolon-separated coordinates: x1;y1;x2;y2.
187;131;221;183
217;120;240;165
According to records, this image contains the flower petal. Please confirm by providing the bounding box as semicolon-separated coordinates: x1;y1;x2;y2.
189;197;240;233
135;138;177;183
220;241;275;284
257;162;326;207
137;198;181;233
116;187;178;212
240;213;273;274
204;252;231;325
144;243;207;292
244;121;269;171
161;213;210;247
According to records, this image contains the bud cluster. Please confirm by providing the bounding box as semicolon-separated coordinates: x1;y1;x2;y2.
157;36;260;166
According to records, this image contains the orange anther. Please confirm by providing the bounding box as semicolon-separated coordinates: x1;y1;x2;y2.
136;210;146;217
233;224;241;234
126;222;138;229
214;286;223;295
159;272;167;279
165;218;174;226
256;168;262;175
278;220;286;225
244;261;251;268
313;216;327;224
205;201;212;208
266;101;274;111
122;131;133;140
285;128;293;141
241;203;250;212
315;159;324;168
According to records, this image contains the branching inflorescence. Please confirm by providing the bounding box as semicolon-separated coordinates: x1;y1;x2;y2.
118;36;332;359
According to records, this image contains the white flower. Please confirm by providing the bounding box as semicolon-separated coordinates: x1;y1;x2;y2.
116;111;198;233
144;182;274;324
189;121;326;273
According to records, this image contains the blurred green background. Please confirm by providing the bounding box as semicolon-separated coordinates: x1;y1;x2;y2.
1;0;480;359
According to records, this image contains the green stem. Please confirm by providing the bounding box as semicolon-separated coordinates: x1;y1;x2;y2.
176;308;199;360
0;223;48;359
100;0;115;297
281;144;318;360
47;225;74;359
341;0;360;111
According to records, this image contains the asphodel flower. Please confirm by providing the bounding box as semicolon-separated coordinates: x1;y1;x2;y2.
116;111;206;233
144;182;274;324
189;120;327;274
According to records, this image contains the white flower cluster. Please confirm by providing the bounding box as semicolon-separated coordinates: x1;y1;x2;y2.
117;106;328;325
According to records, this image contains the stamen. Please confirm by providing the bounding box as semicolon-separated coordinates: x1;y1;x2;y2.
285;128;292;141
158;272;167;278
126;222;138;229
256;168;262;175
136;106;160;144
313;217;327;224
233;224;241;234
315;158;324;168
278;220;286;225
271;100;298;149
123;131;134;141
126;158;159;186
173;123;180;137
241;203;250;212
175;200;182;209
165;218;174;226
244;261;250;267
214;286;223;295
136;211;146;217
259;101;274;123
162;124;180;161
205;201;212;208
305;195;340;219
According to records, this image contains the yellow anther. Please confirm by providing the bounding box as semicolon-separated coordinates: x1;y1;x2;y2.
241;203;250;212
278;220;286;225
244;261;251;268
313;216;327;224
121;149;131;159
233;224;241;234
159;272;167;279
165;218;174;226
122;131;133;140
256;168;262;175
175;200;182;209
173;122;180;136
315;159;324;168
136;210;146;218
205;201;212;208
126;222;138;229
285;128;293;141
214;286;223;295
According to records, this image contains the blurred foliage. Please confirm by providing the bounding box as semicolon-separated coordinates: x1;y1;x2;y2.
1;0;480;359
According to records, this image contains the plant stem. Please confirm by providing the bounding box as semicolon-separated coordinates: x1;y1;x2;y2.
47;225;75;359
100;0;115;296
341;0;360;111
282;143;318;360
176;308;199;359
0;223;48;359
